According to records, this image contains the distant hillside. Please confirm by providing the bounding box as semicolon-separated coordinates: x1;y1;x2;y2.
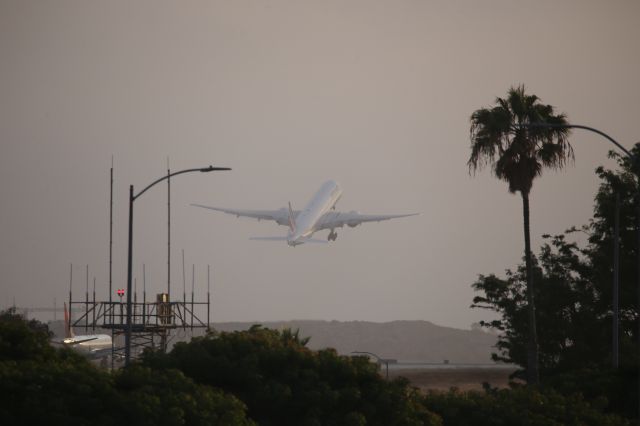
210;320;498;363
47;319;499;363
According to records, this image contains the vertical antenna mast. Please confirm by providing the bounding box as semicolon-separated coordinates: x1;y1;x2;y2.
207;264;210;330
92;277;96;331
167;158;171;300
191;264;194;328
143;264;146;325
85;265;89;330
68;264;72;336
109;157;113;315
134;277;137;328
182;249;186;330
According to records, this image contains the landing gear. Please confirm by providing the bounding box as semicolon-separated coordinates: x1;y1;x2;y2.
328;230;338;241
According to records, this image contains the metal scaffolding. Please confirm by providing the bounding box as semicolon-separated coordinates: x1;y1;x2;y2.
69;290;210;367
65;162;214;367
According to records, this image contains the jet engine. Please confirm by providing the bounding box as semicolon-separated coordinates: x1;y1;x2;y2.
347;211;360;228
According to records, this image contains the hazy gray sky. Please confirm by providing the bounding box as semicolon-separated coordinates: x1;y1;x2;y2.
1;0;639;328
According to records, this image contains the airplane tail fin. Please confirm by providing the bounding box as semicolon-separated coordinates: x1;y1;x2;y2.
288;201;296;233
63;302;74;338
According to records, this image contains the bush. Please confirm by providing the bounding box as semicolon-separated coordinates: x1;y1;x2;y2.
542;367;638;421
0;309;253;425
422;386;631;426
142;326;441;425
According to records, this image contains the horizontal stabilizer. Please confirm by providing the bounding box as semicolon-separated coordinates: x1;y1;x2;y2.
303;239;328;244
249;236;289;241
249;236;328;244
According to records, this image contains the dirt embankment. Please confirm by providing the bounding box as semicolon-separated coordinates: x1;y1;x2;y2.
390;367;520;392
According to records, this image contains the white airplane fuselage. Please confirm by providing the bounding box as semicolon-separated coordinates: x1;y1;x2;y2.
62;302;112;355
287;180;342;246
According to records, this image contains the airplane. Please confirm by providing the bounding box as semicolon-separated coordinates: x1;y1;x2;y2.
60;303;112;355
192;180;419;246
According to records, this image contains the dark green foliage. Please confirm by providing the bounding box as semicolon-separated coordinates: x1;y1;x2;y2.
0;307;630;425
142;326;439;426
544;368;638;421
0;309;119;425
422;387;630;426
0;309;253;426
586;149;640;364
0;307;56;362
0;355;119;425
468;85;572;195
471;145;640;421
114;366;253;426
472;146;640;373
470;235;609;376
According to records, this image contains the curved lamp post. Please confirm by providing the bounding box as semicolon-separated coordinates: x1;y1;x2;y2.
351;350;391;379
124;165;231;366
522;122;637;370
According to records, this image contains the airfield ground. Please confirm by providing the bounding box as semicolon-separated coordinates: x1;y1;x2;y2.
390;367;520;392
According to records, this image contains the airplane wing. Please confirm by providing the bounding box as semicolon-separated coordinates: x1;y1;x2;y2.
191;204;300;227
316;211;419;231
64;336;99;345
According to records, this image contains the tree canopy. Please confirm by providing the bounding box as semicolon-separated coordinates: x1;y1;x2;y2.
0;308;254;426
141;325;438;426
468;85;572;196
0;309;631;424
471;145;640;420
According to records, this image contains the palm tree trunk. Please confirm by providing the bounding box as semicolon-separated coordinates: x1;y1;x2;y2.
522;191;539;385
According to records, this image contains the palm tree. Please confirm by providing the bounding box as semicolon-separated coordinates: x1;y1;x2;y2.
468;85;572;384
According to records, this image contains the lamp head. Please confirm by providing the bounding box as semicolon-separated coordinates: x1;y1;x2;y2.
200;165;232;172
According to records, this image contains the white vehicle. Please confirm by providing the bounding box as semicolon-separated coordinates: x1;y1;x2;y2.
192;180;418;246
62;303;112;354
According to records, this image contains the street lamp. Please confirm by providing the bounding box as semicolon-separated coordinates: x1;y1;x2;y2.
521;122;638;370
351;351;392;379
124;165;231;366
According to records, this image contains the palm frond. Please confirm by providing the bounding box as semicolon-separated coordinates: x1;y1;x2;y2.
469;105;511;172
468;85;573;194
